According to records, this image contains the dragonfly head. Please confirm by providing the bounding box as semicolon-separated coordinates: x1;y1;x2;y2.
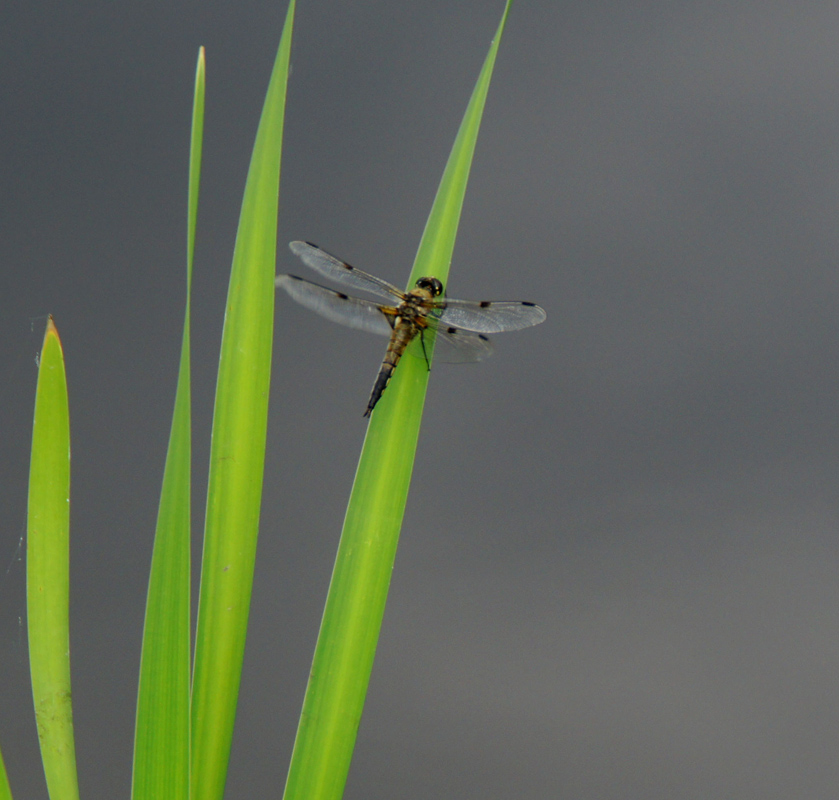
415;276;444;298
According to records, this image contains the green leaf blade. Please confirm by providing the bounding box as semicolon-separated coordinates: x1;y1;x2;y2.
27;317;79;800
131;46;204;800
190;5;294;799
283;4;513;798
0;748;12;800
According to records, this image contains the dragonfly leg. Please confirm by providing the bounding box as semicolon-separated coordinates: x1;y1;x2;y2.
418;330;432;371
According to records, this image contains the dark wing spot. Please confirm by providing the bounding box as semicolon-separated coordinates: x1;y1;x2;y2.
480;301;491;308
479;334;489;342
304;241;319;247
446;327;458;334
522;301;536;307
337;292;349;300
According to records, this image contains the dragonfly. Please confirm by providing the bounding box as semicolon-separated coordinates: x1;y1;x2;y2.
276;241;547;416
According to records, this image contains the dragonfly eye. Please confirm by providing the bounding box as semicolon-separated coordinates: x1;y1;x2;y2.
416;276;444;297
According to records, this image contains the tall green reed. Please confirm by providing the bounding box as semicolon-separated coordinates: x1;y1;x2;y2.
282;4;513;798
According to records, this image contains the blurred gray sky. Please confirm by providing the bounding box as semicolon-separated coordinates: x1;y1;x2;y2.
3;1;839;797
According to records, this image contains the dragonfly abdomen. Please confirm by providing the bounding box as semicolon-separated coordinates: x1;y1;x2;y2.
363;319;421;417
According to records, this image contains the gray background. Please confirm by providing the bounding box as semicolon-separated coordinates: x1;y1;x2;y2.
3;0;839;797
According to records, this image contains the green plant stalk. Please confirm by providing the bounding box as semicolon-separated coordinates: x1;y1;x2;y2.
27;317;79;800
131;46;204;800
190;4;294;799
282;4;513;798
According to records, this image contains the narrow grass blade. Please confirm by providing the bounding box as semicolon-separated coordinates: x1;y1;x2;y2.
190;4;294;799
0;748;11;800
27;317;79;800
131;46;204;800
282;4;513;798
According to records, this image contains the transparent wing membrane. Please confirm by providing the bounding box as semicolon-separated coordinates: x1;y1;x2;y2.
435;298;547;333
275;274;394;336
289;241;402;302
422;324;495;363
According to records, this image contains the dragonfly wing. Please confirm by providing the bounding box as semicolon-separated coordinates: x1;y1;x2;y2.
431;325;494;363
435;299;547;333
403;322;494;364
289;241;403;302
276;274;394;336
